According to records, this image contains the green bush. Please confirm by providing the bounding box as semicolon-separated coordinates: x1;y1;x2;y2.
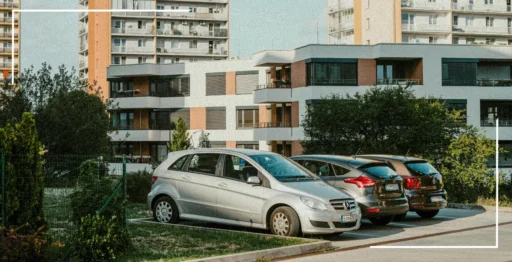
0;225;47;262
71;215;131;262
127;170;153;203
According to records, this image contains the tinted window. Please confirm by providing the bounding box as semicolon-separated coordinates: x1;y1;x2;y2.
187;154;220;175
360;164;398;179
405;161;439;176
168;156;188;170
250;154;316;182
223;155;257;182
332;165;351;176
303;160;334;177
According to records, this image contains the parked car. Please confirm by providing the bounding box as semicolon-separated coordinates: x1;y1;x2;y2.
148;149;361;236
357;155;447;219
291;155;409;226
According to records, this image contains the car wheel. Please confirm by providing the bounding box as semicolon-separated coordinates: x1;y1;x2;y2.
153;196;179;224
369;216;394;226
394;213;408;222
270;207;300;237
416;210;440;219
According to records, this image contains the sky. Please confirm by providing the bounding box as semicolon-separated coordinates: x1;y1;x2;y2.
21;0;328;71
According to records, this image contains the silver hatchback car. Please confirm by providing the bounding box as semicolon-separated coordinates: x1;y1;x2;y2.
148;149;361;236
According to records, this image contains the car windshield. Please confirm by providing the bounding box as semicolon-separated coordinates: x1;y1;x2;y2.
250;154;316;182
360;164;398;179
405;161;439;176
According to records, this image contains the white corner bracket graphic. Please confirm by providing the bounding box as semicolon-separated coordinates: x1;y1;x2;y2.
371;120;500;249
11;8;190;85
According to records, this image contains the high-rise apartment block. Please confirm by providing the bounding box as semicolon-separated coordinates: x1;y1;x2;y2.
78;0;229;94
0;0;20;81
328;0;512;45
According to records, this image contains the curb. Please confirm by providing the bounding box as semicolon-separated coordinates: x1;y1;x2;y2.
448;203;512;213
185;241;332;262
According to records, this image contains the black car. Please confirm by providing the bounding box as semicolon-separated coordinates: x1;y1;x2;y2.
358;155;448;220
291;155;409;226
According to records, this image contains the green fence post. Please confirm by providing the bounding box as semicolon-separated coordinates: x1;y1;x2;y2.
1;153;4;227
122;156;127;227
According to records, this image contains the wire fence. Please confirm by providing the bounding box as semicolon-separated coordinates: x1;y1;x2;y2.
1;154;128;244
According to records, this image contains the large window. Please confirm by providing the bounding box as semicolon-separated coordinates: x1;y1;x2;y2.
442;60;477;86
237;108;259;128
110;80;134;98
481;101;512;127
111;142;134;156
150;111;170;130
306;61;358;86
206;73;226;96
150;77;190;97
111;111;134;130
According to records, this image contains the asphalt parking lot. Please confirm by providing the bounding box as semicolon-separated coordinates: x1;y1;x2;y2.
285;208;512;262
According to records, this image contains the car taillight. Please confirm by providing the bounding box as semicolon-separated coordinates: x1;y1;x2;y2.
404;177;421;190
152;176;158;185
345;176;376;188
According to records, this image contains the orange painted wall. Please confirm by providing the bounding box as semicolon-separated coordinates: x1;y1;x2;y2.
133;110;149;130
226;141;236;148
358;59;377;86
88;0;111;99
226;71;236;95
190;107;206;130
291;102;300;128
291;141;303;156
393;0;402;43
291;61;306;88
353;0;363;44
259;105;269;123
134;77;150;96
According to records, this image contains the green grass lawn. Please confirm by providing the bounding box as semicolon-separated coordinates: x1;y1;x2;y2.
122;222;308;262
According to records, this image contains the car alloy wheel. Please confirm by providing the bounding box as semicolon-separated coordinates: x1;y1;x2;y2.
156;201;173;223
272;212;290;235
270;207;300;237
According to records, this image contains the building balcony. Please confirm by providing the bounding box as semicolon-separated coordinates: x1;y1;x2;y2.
402;24;451;33
159;0;228;4
476;79;512;87
156;47;228;56
377;79;421;85
254;124;296;141
401;0;450;11
481;118;512;127
452;26;512;35
327;2;354;13
79;60;88;69
452;3;512;13
111;46;154;54
110;96;162;109
110;130;169;142
79;27;88;35
156;28;228;38
329;21;355;33
112;11;154;18
156;11;228;21
0;47;18;54
0;32;18;39
0;17;19;24
253;88;293;104
80;44;88;52
0;62;19;69
112;27;153;36
256;82;292;90
79;12;88;19
0;2;19;9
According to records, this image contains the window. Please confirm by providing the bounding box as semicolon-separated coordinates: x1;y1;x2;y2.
206;108;226;130
237;144;260;150
306;61;358;86
366;18;370;30
453;16;458;26
138;39;146;47
509;39;512;45
110;80;134;98
485;38;495;45
206;73;227;96
111;111;134;130
156;21;161;29
429;15;437;25
187;154;220;175
138;20;143;29
466;37;475;44
138;57;146;64
237;108;259;128
236;71;259;94
168;156;188;170
303;160;335;177
113;56;121;65
441;99;467;123
481;101;512;127
332;165;350;176
189;7;197;12
442;59;477;86
466;16;474;26
453;37;459;44
362;165;399;179
150;77;190;97
223;155;257;181
429;36;438;44
485;0;494;4
157;57;161;64
486;17;494;27
189;40;197;49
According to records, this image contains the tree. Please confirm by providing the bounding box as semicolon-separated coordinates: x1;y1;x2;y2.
0;113;45;232
168;117;191;152
198;130;211;148
301;85;464;161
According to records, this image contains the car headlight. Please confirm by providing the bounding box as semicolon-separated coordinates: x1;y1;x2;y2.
300;196;328;211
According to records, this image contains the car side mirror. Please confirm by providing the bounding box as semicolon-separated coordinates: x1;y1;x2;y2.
247;176;261;185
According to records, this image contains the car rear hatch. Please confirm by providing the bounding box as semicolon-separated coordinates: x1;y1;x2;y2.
358;163;404;200
403;160;444;192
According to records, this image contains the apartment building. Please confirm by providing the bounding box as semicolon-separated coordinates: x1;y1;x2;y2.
107;44;512;174
0;0;20;81
78;0;229;95
328;0;512;45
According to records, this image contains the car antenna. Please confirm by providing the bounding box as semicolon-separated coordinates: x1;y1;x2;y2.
352;148;361;159
404;148;411;159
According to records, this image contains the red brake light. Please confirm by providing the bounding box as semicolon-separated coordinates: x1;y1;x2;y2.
152;176;159;184
366;208;380;213
404;177;421;190
345;176;376;188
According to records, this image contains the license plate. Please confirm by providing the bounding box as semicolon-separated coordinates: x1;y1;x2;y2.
431;196;444;202
385;184;399;191
341;215;355;222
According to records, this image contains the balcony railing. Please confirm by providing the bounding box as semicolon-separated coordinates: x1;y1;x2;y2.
112;11;154;17
157;48;228;56
377;79;421;85
309;78;357;86
111;46;153;54
0;2;20;8
401;0;450;10
0;47;19;54
255;122;292;128
79;27;87;35
156;28;228;37
156;12;227;20
477;79;512;87
0;32;18;38
402;24;451;32
329;21;355;33
453;25;511;35
112;27;153;35
79;61;88;69
79;12;87;19
256;82;292;90
452;3;512;13
80;44;88;51
328;2;354;13
481;119;512;127
0;17;18;23
0;62;18;69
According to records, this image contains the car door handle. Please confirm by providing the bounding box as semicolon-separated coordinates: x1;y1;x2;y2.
218;182;228;188
181;175;191;181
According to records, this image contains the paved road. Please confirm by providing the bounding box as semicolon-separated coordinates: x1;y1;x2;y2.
286;208;512;262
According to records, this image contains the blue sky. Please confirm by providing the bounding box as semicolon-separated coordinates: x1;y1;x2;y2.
21;0;327;71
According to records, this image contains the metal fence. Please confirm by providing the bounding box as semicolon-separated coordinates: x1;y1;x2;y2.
1;154;128;244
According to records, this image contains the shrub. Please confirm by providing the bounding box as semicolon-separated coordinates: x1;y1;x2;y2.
71;215;131;262
0;225;47;262
127;170;153;203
